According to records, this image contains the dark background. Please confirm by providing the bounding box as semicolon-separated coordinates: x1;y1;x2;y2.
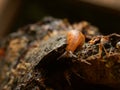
13;0;120;34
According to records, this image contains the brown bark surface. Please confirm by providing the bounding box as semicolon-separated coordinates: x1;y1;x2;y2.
0;17;120;90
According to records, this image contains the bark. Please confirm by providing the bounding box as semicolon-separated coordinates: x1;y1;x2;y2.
0;17;120;90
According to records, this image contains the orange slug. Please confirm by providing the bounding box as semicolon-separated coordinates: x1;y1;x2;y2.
66;29;85;53
57;29;85;60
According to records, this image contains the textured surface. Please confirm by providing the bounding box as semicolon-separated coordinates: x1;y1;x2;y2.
0;17;120;90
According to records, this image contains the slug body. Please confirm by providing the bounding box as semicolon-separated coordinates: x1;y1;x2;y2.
61;29;85;58
57;29;85;59
66;30;85;53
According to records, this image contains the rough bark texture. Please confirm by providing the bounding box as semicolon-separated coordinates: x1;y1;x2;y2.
0;17;120;90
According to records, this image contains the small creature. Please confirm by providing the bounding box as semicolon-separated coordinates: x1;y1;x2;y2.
66;29;85;57
58;29;85;59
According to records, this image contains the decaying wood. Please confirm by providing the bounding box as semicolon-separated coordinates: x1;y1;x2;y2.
0;17;120;90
